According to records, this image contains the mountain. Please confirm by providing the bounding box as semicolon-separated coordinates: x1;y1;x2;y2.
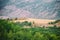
0;0;60;19
0;16;9;19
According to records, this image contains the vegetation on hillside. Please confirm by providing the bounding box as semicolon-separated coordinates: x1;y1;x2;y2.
48;19;60;24
0;19;60;40
15;21;32;27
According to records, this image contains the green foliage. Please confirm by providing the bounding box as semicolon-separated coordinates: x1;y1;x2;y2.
54;20;60;23
48;22;55;24
15;18;18;20
48;19;60;24
0;19;60;40
15;21;32;27
0;19;21;40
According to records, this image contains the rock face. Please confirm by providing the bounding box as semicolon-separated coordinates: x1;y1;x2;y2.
0;16;9;19
0;0;60;19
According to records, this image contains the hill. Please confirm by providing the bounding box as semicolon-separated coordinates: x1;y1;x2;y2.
12;18;55;27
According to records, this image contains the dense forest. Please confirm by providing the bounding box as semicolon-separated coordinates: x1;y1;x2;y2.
0;19;60;40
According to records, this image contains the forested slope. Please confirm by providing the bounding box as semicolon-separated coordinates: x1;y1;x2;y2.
0;19;60;40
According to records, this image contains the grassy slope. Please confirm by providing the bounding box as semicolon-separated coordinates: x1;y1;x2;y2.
13;18;55;27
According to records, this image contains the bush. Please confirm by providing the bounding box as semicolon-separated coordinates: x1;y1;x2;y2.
0;19;60;40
